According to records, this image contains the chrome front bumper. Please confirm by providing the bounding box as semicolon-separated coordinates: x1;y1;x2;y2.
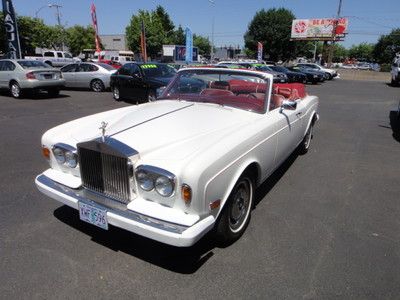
35;174;215;247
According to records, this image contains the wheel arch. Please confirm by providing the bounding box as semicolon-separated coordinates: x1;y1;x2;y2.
207;159;261;220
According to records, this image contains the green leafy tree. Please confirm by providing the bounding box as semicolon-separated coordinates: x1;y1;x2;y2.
173;25;185;45
244;8;296;61
193;34;211;56
126;9;171;59
333;44;348;62
66;25;96;56
373;28;400;63
348;42;374;61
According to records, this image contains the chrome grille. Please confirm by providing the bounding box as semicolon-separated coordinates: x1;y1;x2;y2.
78;141;131;204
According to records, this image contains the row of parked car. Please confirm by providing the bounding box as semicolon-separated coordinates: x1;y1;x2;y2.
0;58;337;100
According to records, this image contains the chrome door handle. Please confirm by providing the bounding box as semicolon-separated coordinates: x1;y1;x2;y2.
296;112;302;117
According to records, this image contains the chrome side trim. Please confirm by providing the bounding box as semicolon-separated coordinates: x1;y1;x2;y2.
37;174;188;234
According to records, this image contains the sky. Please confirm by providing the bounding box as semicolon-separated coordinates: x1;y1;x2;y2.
9;0;400;49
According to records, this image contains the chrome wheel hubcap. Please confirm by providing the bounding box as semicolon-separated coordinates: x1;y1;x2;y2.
229;179;252;232
11;84;20;97
304;126;313;149
92;81;102;92
113;87;119;99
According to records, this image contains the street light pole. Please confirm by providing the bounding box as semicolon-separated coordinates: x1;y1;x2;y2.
48;4;64;51
208;0;215;62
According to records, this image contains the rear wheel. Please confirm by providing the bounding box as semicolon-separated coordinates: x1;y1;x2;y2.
10;81;22;98
112;85;121;101
91;79;105;92
215;174;254;245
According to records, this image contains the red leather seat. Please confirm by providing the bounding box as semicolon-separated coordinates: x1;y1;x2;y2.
209;81;230;90
269;94;285;110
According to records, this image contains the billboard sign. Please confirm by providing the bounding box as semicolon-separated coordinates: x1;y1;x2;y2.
175;45;198;62
291;18;348;40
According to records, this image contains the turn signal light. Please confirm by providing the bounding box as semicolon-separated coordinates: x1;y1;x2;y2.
26;72;36;79
181;184;192;204
209;199;221;210
42;147;50;160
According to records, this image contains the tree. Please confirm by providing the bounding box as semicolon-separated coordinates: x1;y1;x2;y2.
126;8;172;59
348;43;374;61
244;8;296;61
172;25;185;45
373;28;400;64
193;34;211;56
66;25;96;56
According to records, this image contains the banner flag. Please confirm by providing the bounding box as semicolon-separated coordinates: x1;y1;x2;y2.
257;42;263;62
2;0;21;59
90;3;101;52
185;27;193;63
140;19;147;62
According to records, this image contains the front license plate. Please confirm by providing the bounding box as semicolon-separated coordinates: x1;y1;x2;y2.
78;202;108;230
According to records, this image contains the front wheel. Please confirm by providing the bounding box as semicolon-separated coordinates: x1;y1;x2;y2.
215;174;254;245
147;89;157;102
112;85;121;101
298;123;314;154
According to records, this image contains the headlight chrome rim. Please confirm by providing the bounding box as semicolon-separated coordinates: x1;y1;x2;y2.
52;143;77;168
155;175;174;197
65;151;78;168
135;165;176;197
53;147;66;164
136;170;154;191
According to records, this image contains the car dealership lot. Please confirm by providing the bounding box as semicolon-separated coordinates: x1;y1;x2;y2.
1;81;399;298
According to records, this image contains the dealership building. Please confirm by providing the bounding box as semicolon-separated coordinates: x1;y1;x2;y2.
99;34;128;51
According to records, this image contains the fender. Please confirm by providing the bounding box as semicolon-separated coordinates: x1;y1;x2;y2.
205;158;261;220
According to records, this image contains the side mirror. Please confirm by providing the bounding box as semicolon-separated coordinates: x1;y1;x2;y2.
280;100;297;113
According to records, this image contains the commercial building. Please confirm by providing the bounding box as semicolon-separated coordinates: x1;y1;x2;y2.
99;34;127;51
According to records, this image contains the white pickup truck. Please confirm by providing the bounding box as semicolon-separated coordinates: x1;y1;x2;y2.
391;55;400;86
25;50;80;68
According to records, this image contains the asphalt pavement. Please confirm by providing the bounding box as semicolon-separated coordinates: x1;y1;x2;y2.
0;80;399;299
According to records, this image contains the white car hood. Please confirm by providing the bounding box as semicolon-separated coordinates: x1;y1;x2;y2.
68;100;254;160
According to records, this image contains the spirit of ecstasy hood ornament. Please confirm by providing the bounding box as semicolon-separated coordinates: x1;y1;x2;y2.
99;121;108;142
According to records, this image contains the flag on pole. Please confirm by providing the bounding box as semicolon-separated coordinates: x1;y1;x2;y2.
257;42;263;62
2;0;22;59
140;19;147;62
90;2;101;52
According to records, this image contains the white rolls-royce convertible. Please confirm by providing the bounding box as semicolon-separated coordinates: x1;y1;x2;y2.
35;68;319;247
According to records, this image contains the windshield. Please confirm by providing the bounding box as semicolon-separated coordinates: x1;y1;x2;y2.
96;63;116;71
141;64;177;78
17;60;51;69
159;69;269;113
270;66;288;73
253;65;273;72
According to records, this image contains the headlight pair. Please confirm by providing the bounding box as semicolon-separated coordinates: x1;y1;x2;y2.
135;166;175;197
52;144;78;168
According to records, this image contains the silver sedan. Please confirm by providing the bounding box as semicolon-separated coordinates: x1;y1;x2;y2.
0;59;65;98
60;62;116;92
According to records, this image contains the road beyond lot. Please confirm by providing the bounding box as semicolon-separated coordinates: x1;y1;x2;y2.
1;81;399;299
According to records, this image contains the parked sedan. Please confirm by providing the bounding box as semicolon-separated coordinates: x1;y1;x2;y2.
110;62;176;103
0;59;64;98
269;65;307;83
250;64;288;83
60;62;116;92
297;63;337;80
288;66;325;84
35;67;319;247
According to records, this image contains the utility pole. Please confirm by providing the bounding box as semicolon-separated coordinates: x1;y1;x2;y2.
327;0;343;66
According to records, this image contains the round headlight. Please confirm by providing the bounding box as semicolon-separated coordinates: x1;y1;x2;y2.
136;171;154;191
155;176;174;197
53;147;65;164
65;151;77;168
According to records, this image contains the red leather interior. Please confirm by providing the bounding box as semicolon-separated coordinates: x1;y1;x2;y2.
273;83;307;99
200;89;234;96
209;81;230;90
